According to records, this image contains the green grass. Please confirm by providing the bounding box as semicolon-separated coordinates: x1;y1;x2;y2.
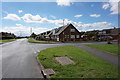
37;45;118;78
86;44;119;55
0;39;16;42
28;38;55;44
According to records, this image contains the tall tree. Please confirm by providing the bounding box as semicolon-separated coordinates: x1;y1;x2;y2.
30;32;37;38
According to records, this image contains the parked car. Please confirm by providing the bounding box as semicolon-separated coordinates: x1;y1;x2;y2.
99;36;113;41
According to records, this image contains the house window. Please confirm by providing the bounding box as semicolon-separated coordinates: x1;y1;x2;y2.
65;35;67;38
65;35;69;38
67;35;69;38
70;29;75;32
71;35;75;38
103;31;106;34
76;35;79;38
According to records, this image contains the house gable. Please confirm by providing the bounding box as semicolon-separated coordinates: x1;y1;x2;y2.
60;24;81;35
59;24;81;41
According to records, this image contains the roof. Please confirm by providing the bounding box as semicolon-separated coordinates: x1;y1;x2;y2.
39;24;75;36
53;24;72;35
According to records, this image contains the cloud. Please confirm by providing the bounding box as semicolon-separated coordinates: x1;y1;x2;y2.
21;14;48;23
2;13;113;35
3;14;21;20
74;14;83;18
90;14;101;17
56;0;73;6
21;14;74;26
3;13;80;27
102;0;120;15
109;1;119;14
102;3;110;10
49;19;81;27
16;24;23;26
1;26;49;36
77;22;113;31
18;10;23;13
50;15;56;19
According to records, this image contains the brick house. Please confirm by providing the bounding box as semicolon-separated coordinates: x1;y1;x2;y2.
37;24;81;41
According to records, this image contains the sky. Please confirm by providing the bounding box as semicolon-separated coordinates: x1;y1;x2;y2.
1;0;119;36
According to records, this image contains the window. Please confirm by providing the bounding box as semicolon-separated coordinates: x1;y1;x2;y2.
76;35;80;38
67;35;69;38
65;35;69;38
71;35;75;38
70;29;75;32
65;35;67;38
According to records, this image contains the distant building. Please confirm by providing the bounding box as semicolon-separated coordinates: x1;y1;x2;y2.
37;24;81;41
0;32;16;39
98;27;120;39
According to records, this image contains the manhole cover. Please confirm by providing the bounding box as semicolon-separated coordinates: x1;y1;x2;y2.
54;57;74;65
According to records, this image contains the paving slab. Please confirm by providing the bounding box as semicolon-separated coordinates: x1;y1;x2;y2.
43;69;55;76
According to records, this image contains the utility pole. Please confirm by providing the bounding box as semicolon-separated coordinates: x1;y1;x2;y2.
30;27;32;34
63;19;64;26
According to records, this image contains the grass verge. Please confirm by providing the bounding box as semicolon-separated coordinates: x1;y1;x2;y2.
37;45;118;78
28;38;55;44
0;39;16;42
86;44;119;55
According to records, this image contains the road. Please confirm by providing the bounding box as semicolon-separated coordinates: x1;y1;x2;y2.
0;38;118;79
2;39;43;78
1;38;69;78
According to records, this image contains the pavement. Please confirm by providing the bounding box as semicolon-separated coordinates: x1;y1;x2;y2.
0;38;119;79
76;44;120;67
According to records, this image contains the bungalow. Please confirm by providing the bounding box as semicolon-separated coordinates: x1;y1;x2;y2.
37;24;81;41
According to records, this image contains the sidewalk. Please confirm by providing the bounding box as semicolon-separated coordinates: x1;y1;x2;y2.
76;45;119;67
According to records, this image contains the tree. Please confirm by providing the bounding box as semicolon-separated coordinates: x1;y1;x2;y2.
30;32;37;38
84;31;94;40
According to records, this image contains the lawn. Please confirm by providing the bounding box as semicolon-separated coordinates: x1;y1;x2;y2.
28;38;55;44
0;39;16;42
37;45;118;78
86;44;119;55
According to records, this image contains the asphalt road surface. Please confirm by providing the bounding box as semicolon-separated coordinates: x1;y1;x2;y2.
0;38;118;79
2;39;43;78
1;38;69;78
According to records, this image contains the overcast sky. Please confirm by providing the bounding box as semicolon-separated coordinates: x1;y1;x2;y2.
1;0;119;36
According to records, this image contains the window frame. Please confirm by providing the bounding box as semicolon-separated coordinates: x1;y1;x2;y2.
70;35;75;38
70;29;75;32
76;35;80;38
